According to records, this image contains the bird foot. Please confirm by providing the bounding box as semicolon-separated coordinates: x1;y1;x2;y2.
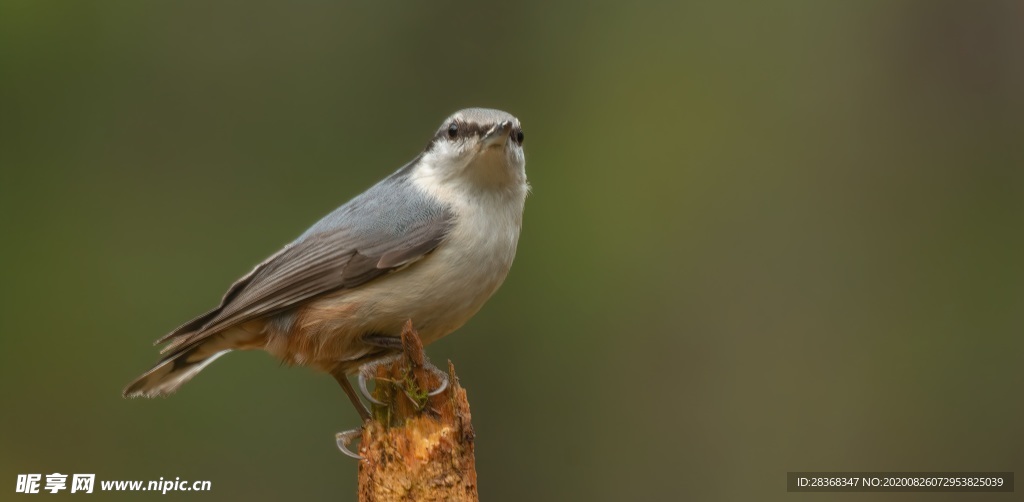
335;428;363;460
357;355;449;406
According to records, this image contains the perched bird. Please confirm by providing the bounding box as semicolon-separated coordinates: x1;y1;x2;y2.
123;108;528;424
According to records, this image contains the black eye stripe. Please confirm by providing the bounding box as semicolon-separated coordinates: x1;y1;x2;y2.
432;121;496;141
425;120;521;151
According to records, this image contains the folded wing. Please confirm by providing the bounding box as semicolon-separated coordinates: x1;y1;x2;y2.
157;171;453;354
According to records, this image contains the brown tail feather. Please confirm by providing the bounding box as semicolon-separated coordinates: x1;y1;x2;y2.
123;327;259;398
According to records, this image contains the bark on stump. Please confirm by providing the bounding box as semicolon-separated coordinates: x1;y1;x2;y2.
356;321;478;502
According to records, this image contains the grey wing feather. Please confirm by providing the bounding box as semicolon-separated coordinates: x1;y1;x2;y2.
157;168;453;353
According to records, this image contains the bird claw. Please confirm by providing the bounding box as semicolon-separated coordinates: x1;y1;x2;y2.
335;428;364;460
425;364;449;396
357;356;399;406
357;355;450;405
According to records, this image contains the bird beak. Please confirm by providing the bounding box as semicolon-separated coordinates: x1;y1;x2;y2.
482;120;513;148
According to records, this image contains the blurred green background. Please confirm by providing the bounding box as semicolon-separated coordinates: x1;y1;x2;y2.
2;1;1022;500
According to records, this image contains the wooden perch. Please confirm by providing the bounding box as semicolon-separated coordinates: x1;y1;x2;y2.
356;321;478;502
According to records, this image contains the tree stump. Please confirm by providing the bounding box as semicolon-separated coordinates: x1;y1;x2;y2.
356;321;478;502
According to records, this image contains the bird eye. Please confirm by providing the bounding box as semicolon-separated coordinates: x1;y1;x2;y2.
514;128;525;145
447;122;459;139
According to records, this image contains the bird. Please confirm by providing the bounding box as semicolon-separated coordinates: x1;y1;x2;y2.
123;108;528;426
